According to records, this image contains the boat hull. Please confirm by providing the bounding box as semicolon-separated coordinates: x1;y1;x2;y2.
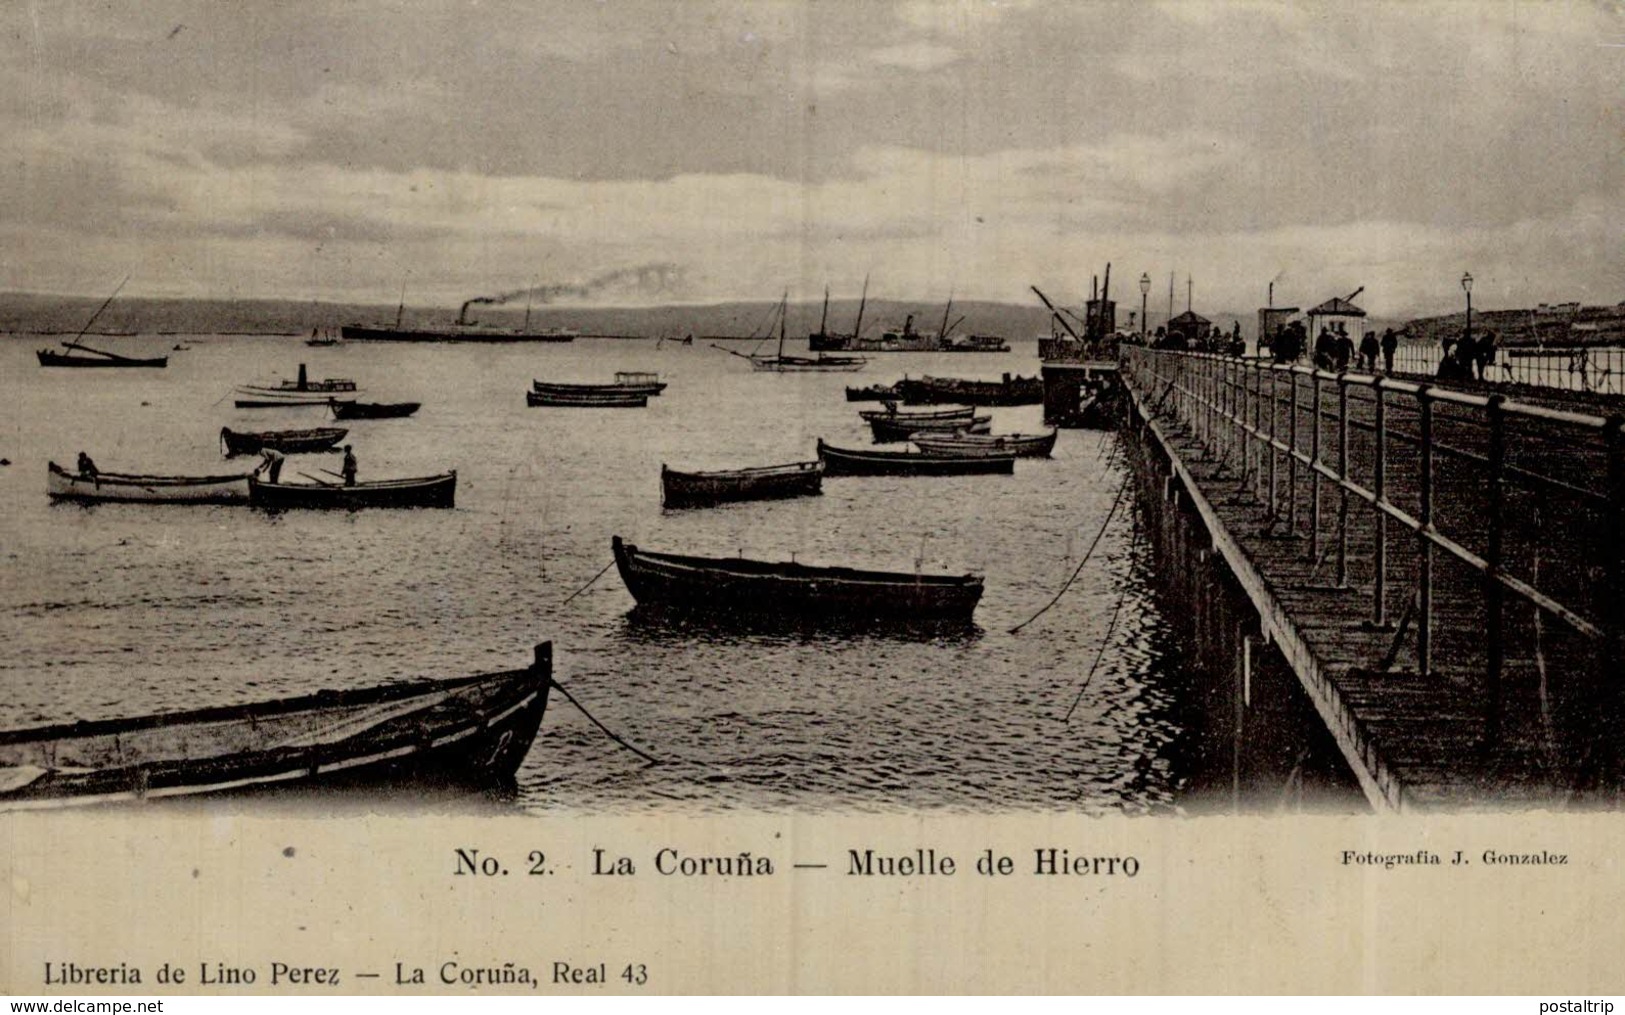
0;646;552;811
220;426;349;457
526;390;647;408
37;350;167;368
898;375;1043;406
248;472;456;510
329;401;421;420
749;355;867;373
816;440;1015;476
661;461;823;509
47;463;251;504
911;429;1058;458
532;380;666;397
869;415;991;443
611;536;981;623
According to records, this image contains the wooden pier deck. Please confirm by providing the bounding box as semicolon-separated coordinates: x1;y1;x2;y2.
1121;349;1622;811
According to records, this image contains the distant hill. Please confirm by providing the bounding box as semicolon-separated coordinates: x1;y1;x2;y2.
1404;303;1625;348
0;292;1059;343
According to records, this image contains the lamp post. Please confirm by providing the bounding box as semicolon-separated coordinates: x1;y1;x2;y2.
1139;272;1151;345
1461;271;1473;349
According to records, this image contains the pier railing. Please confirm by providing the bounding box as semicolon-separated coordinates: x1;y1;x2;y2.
1385;342;1625;396
1123;347;1621;760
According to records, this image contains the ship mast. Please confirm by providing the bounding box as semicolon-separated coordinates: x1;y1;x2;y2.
852;275;870;341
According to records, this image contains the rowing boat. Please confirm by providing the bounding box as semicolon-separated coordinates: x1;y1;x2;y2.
610;536;982;623
220;426;348;457
47;462;253;504
248;471;457;510
0;644;552;810
911;429;1058;458
526;389;647;408
815;439;1015;476
661;460;823;509
329;401;421;420
531;372;666;397
869;414;991;443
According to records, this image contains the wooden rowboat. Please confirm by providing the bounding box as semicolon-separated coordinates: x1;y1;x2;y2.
248;471;456;510
48;462;252;504
532;372;667;397
661;460;823;509
911;429;1058;458
329;401;421;420
611;536;982;623
220;426;348;457
869;414;991;443
856;403;976;424
0;644;553;811
816;439;1015;477
526;389;647;408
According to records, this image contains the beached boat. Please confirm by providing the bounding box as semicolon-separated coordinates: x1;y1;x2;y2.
911;429;1058;458
0;644;553;811
329;401;421;420
248;471;456;510
48;462;252;504
220;426;348;457
531;372;666;397
869;414;991;443
525;389;647;408
37;344;168;368
897;373;1042;406
235;364;360;407
816;439;1016;476
661;460;823;509
610;536;982;623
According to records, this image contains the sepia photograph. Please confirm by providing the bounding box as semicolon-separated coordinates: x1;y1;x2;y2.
3;0;1624;997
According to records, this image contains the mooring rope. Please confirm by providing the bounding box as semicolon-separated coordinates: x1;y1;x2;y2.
551;678;660;765
1009;470;1131;635
1060;512;1140;722
559;559;615;607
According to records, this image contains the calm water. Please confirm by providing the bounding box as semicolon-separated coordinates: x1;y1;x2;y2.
0;334;1189;813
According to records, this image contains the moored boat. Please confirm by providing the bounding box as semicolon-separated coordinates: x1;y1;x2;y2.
329;401;421;420
48;462;253;504
526;389;647;408
0;644;553;811
846;383;902;402
531;372;666;397
857;403;976;424
610;536;982;623
897;373;1042;406
816;439;1015;476
661;460;823;509
37;345;168;368
869;414;991;443
220;426;348;457
235;364;360;407
248;471;456;510
911;429;1058;458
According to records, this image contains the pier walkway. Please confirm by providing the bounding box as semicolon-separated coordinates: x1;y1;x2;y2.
1120;348;1622;810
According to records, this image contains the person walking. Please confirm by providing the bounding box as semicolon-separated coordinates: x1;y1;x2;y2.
1476;329;1498;381
1359;330;1380;372
1380;328;1399;374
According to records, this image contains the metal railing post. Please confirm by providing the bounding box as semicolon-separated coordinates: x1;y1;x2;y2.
1288;369;1300;533
1268;367;1279;517
1418;387;1434;678
1483;395;1505;747
1307;371;1322;559
1336;377;1350;588
1371;377;1389;629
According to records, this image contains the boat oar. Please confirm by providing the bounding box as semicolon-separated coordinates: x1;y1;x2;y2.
297;471;338;487
314;467;347;480
559;559;616;606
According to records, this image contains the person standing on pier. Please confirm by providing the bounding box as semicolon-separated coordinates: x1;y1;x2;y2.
1360;330;1380;372
1381;328;1399;374
1476;329;1498;380
1315;326;1336;369
1335;327;1355;371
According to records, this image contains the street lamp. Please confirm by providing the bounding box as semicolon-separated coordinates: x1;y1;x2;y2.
1139;272;1151;345
1461;271;1473;349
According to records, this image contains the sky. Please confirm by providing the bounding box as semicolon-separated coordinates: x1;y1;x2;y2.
1;0;1621;319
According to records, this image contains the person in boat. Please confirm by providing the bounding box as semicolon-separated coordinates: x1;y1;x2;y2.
341;445;358;487
258;449;286;484
76;451;98;479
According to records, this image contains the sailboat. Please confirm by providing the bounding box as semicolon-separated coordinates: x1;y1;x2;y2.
36;277;167;368
716;293;867;372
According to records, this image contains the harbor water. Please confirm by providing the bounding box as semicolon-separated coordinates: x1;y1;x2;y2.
0;335;1192;813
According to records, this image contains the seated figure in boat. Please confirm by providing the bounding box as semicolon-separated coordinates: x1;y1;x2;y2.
76;451;98;479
